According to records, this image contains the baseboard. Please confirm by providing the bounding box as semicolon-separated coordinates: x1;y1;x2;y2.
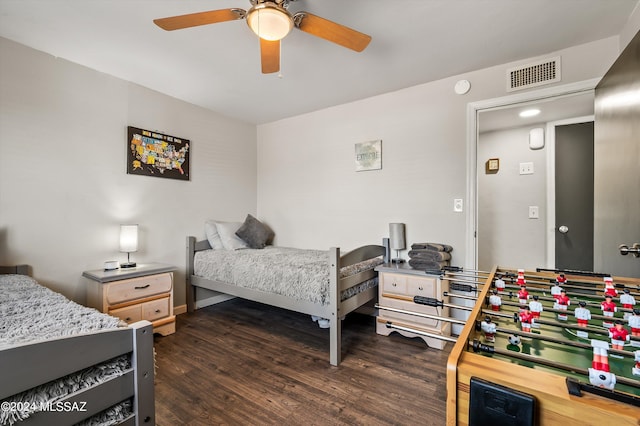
174;304;187;315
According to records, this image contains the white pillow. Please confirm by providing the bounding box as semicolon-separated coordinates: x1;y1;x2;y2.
215;221;249;250
204;220;225;250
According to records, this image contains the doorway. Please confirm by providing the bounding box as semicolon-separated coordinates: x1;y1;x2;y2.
466;79;600;270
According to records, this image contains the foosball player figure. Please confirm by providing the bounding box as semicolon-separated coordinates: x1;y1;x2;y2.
601;295;617;328
489;290;502;312
481;316;496;343
550;281;563;301
519;305;534;333
556;273;567;285
633;351;640;376
603;276;618;298
516;269;526;287
620;288;636;319
494;273;506;293
574;301;591;338
589;339;616;390
517;286;529;308
629;308;640;348
609;320;630;350
529;295;543;327
555;289;570;321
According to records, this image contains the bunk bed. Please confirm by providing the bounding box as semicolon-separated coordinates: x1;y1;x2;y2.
186;237;387;366
0;265;155;425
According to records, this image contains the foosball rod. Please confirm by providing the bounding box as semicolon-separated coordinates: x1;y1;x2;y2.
375;304;468;326
468;339;640;390
381;293;474;311
443;291;477;302
499;298;637;323
501;277;640;297
381;320;458;343
502;271;640;291
498;284;622;301
479;308;614;340
483;322;635;358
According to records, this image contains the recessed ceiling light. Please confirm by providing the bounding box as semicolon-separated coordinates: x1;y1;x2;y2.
519;108;541;118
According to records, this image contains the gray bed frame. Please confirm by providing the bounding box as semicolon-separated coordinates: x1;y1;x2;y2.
186;237;389;366
0;265;155;425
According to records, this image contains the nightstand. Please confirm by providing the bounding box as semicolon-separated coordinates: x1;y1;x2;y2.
84;263;176;336
375;263;450;349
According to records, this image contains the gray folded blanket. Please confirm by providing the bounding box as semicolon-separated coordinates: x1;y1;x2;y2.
411;243;453;252
408;250;452;261
408;258;449;271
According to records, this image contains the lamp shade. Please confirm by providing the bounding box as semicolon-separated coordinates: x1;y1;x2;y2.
119;225;138;253
246;3;293;41
389;223;406;250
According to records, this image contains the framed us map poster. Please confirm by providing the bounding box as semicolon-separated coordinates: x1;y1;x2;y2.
127;126;190;181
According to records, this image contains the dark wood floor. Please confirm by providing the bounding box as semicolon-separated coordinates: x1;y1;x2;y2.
153;299;451;425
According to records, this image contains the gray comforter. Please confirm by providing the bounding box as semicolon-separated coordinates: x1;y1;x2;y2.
194;246;383;305
0;274;130;425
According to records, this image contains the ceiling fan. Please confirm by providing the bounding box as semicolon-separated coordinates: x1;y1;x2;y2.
153;0;372;74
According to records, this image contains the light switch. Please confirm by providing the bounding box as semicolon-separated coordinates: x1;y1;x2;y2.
454;199;463;212
529;206;539;219
519;162;534;175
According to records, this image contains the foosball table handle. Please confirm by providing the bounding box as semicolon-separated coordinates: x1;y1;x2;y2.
565;378;640;407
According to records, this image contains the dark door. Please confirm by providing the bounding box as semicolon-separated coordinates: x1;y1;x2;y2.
555;122;594;271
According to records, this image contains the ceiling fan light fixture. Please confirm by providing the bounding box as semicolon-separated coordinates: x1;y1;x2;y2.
247;3;293;41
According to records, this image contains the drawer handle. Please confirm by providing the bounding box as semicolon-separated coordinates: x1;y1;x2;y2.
125;317;131;321
418;286;424;291
134;284;150;290
392;283;397;287
155;309;161;313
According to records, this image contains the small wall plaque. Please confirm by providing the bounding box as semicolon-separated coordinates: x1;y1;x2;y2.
486;158;500;174
355;140;382;172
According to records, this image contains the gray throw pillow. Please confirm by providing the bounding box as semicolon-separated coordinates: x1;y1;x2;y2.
235;214;274;249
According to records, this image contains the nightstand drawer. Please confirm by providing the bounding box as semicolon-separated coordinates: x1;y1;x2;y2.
379;297;441;328
109;304;142;324
143;297;170;321
407;276;437;297
380;273;408;294
106;273;172;305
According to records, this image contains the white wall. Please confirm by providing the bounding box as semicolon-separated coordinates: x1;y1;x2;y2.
477;127;547;271
0;37;257;306
257;37;621;268
0;33;627;308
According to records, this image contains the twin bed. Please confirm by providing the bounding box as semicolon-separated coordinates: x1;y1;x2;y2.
186;236;388;366
0;266;155;425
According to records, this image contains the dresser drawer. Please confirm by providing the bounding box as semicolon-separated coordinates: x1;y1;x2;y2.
106;273;172;305
109;304;142;324
380;272;408;294
406;276;437;297
379;296;441;328
142;297;170;322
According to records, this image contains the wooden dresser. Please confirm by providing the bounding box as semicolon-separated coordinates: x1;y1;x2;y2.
375;263;450;349
84;263;176;336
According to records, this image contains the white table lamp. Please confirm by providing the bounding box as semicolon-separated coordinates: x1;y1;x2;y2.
120;224;138;268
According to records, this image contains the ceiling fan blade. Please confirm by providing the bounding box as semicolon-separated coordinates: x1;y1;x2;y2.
154;9;246;31
260;39;280;74
293;12;371;52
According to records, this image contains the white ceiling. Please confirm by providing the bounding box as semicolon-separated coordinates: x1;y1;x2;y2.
0;0;637;125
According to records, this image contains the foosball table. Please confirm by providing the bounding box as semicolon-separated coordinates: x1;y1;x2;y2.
446;266;640;425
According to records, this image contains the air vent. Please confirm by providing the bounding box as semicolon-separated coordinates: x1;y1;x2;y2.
506;57;561;92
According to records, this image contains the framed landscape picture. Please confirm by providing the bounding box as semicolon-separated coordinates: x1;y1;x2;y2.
127;126;190;181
